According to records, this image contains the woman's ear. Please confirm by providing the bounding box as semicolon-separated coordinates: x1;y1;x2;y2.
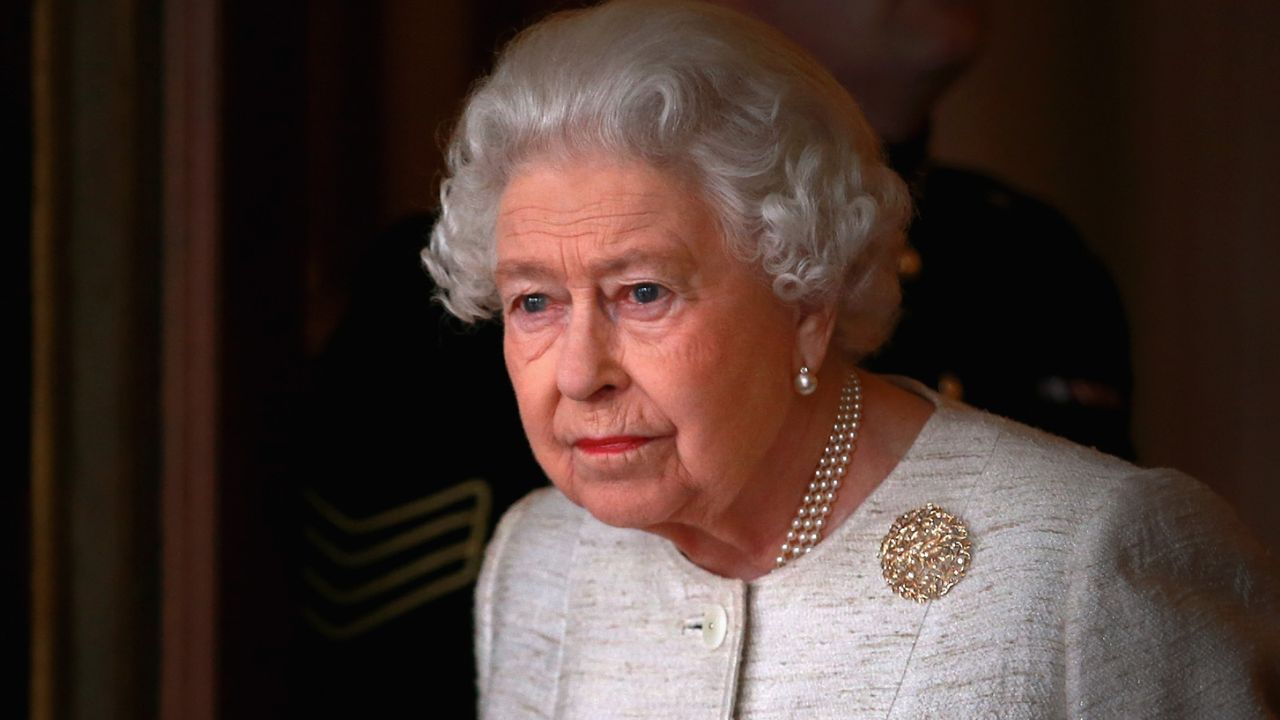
793;299;839;374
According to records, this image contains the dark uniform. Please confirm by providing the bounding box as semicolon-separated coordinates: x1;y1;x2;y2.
291;215;544;718
868;138;1135;459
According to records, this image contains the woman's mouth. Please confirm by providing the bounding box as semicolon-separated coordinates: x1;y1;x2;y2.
573;436;654;455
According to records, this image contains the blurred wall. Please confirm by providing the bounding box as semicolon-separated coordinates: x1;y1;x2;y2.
303;0;543;353
932;0;1280;552
7;2;32;718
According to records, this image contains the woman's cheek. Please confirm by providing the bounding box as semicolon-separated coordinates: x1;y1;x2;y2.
650;322;728;371
514;390;570;485
505;332;563;455
504;318;561;365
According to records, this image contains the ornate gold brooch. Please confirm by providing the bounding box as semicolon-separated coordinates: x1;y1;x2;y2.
879;504;972;602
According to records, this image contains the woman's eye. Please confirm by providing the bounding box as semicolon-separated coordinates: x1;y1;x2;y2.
519;294;549;313
629;283;666;304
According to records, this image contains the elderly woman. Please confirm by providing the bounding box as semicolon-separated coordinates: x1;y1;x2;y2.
424;1;1278;717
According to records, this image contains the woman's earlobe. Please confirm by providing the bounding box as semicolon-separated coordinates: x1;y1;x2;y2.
794;303;839;375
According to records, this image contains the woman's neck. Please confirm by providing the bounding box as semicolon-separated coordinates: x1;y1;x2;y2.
648;367;934;580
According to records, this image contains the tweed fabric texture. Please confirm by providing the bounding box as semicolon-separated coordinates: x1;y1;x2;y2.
475;394;1279;719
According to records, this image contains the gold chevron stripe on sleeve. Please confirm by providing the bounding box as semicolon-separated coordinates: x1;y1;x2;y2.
304;541;472;605
301;478;495;639
304;509;474;567
303;477;490;535
303;567;480;640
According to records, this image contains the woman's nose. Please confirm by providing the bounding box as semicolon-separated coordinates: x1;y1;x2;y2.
556;305;626;401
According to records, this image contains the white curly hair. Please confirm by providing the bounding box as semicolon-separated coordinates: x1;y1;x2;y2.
422;0;911;360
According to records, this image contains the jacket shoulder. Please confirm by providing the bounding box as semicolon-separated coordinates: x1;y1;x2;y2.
936;403;1136;498
1062;465;1280;715
474;487;582;718
477;486;583;618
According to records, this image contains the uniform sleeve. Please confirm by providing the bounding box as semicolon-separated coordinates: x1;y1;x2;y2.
1023;223;1136;459
1064;469;1280;718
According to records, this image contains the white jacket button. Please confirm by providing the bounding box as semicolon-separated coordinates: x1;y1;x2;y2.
702;604;728;650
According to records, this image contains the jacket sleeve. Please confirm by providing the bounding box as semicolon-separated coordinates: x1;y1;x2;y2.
1063;469;1280;718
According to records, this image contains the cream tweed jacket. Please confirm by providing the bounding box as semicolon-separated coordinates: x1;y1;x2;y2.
475;393;1279;719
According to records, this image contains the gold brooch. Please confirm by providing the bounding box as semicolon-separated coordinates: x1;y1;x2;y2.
879;504;972;602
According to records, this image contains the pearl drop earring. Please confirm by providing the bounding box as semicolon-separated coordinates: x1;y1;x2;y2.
794;366;817;396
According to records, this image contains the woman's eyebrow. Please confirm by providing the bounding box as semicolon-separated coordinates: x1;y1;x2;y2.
587;249;693;278
494;249;694;286
493;259;561;285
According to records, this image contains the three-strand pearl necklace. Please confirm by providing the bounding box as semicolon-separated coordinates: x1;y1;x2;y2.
775;370;862;568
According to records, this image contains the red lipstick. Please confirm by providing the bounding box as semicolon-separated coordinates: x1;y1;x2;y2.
573;436;652;454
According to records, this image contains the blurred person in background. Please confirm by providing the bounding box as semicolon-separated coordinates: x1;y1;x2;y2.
724;0;1136;458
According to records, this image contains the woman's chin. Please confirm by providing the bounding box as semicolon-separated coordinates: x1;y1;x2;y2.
556;472;683;531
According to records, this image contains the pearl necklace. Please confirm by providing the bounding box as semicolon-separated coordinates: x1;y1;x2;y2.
775;370;862;568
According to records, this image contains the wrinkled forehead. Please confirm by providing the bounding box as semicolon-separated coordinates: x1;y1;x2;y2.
498;192;667;246
493;159;726;283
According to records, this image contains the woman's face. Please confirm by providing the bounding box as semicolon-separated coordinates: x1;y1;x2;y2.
495;158;809;531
